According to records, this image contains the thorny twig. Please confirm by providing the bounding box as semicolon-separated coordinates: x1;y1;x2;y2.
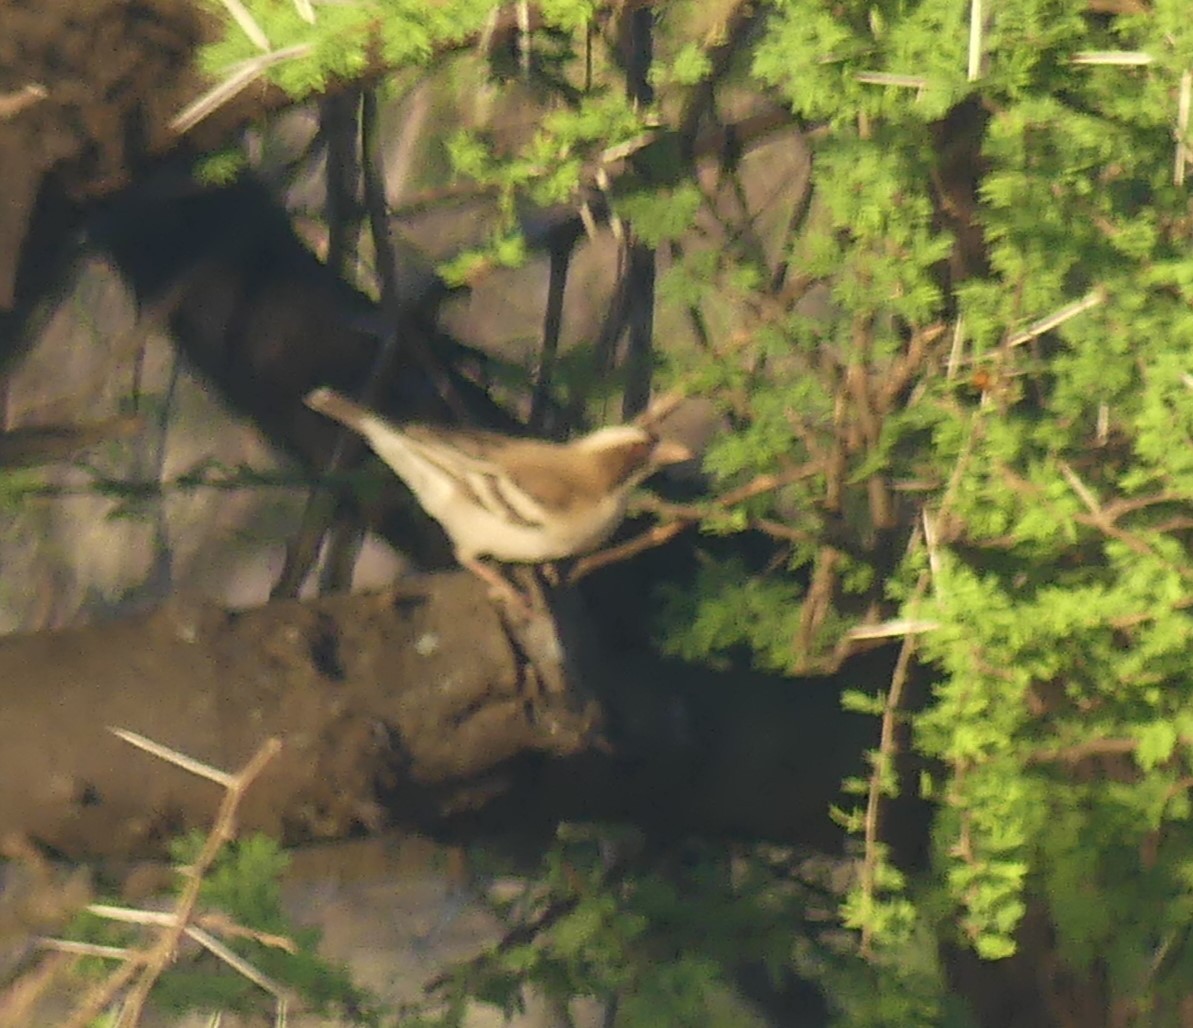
567;461;825;582
59;732;284;1028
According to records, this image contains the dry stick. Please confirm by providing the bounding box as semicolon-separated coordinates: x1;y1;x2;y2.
946;317;966;382
183;924;293;1001
1003;461;1169;563
37;940;132;960
170;45;313;133
84;905;298;955
632;389;685;431
854;72;929;89
1070;51;1154;66
217;0;271;51
62;735;282;1028
197;910;299;953
42;916;297;1019
517;0;532;77
1005;287;1105;348
115;735;284;1026
967;0;984;81
0;83;47;121
76;905;296;1004
1175;69;1192;188
109;727;235;787
845;617;940;641
568;520;688;581
308;90;369;596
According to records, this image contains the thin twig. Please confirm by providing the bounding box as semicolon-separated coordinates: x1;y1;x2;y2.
846;618;941;641
36;939;132;960
947;318;965;381
1175;69;1192;187
517;0;531;77
361;89;469;423
633;390;685;430
217;0;271;51
197;911;299;953
859;568;929;957
568;520;688;582
1005;287;1105;347
62;736;282;1028
921;508;944;586
854;72;930;89
107;728;235;788
967;0;983;81
717;462;823;507
1071;51;1153;66
599;132;659;165
184;925;295;1005
567;426;820;584
0;83;47;120
572;460;824;578
1057;460;1104;518
113;737;283;1026
170;45;313;134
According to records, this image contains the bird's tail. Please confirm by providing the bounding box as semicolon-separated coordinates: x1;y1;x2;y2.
304;387;373;431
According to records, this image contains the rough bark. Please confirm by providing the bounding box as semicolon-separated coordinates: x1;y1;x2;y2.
0;573;602;860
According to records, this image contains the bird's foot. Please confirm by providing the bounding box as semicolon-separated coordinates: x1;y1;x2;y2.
461;558;540;620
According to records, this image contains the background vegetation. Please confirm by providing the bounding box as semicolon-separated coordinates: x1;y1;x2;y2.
16;0;1193;1022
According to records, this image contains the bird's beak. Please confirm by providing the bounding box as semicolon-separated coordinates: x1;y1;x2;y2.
652;439;693;465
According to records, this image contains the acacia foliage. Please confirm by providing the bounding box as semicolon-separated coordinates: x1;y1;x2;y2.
200;0;1193;1019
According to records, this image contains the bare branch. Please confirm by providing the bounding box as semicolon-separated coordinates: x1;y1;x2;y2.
107;727;234;788
216;0;271;52
1006;288;1105;347
0;84;47;121
62;736;282;1027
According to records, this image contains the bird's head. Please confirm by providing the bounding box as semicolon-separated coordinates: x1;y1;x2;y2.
575;425;692;491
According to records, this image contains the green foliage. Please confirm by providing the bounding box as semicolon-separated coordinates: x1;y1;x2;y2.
70;834;380;1021
154;833;376;1016
195;149;249;185
186;0;1193;1019
674;0;1193;994
657;555;812;671
197;0;496;96
410;829;838;1027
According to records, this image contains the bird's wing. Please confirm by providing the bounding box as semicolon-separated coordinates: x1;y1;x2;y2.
397;427;557;528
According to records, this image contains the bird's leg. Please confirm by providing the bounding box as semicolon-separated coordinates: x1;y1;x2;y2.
459;556;537;617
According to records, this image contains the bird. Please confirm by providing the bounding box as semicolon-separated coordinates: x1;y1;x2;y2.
304;387;691;609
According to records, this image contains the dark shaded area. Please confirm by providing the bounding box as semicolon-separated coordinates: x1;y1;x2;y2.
0;0;219;336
